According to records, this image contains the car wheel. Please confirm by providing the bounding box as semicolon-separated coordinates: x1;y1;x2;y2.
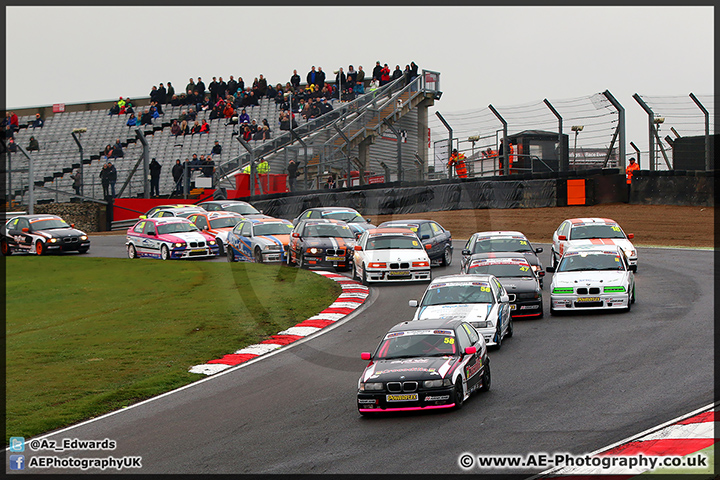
453;378;464;409
362;267;369;286
254;248;263;263
35;241;45;256
493;324;503;349
631;285;636;304
479;359;491;392
551;249;558;269
1;239;11;256
216;239;224;256
352;263;359;281
127;244;137;259
160;244;170;260
227;246;236;262
506;317;514;338
441;246;452;266
298;253;305;268
78;247;89;254
287;251;296;266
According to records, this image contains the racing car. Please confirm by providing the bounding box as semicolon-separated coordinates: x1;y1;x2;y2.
377;219;453;266
196;200;272;218
551;217;637;270
352;228;432;284
293;207;376;238
409;274;512;348
226;217;294;263
186;211;245;255
2;214;90;255
287;218;356;270
126;217;219;260
357;318;490;415
461;252;543;318
461;231;545;286
546;244;636;315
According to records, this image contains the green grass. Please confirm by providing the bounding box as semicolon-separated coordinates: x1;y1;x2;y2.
5;257;341;443
638;444;714;476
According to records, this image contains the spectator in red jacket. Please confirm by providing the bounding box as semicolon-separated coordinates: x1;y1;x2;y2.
199;119;210;134
380;64;391;86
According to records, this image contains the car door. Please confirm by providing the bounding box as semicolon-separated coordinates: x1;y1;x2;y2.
418;222;438;259
231;221;253;261
456;325;481;392
461;235;476;271
554;221;571;260
492;277;509;335
139;221;161;255
353;232;368;274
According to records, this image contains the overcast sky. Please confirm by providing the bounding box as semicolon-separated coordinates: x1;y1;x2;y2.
6;6;714;155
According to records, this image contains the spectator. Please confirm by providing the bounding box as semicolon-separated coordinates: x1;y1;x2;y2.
179;120;189;136
4;125;14;139
223;101;235;119
150;103;160;119
104;144;114;158
179;109;188;122
256;157;269;174
190;153;201;168
187;108;197;121
109;102;120;115
118;97;126;109
287;158;301;192
238;108;250;125
372;61;382;83
170;119;181;136
355;65;365;94
391;65;403;82
409;61;419;92
191;121;201;134
262;118;272;133
196;77;206;96
242;125;252;141
32;113;44;129
335;67;346;93
209;77;219;104
319;98;333;115
211;141;222;155
107;161;117;197
9;111;19;131
7;137;17;152
27;136;39;151
149;85;159;104
380;63;391;86
149;158;162;197
126;113;137;127
140;109;152;126
257;74;268;96
199;119;210;134
291;69;301;89
113;138;124;158
323;174;336;189
157;83;167;104
266;83;276;100
227;75;238;96
186;78;196;96
249;119;259;134
167;82;175;99
172;159;183;195
125;100;135;115
626;157;640;201
202;156;215;178
237;77;245;93
99;162;110;198
347;65;357;90
316;67;326;89
70;169;82;195
306;66;317;86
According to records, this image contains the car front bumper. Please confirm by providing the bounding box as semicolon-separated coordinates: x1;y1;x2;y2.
365;268;431;283
45;240;91;252
358;387;456;412
302;254;353;269
551;293;630;311
171;245;220;259
510;299;543;317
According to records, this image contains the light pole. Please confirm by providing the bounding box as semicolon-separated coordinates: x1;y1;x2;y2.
571;125;584;165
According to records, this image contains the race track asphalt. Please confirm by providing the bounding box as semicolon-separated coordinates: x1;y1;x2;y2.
12;237;714;474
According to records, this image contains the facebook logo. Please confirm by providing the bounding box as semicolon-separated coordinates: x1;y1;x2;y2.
9;455;25;470
9;437;24;452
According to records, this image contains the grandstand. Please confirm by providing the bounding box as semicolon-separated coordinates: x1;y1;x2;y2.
5;71;441;206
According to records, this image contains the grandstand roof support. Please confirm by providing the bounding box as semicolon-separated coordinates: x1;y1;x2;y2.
435;112;453;178
632;94;656;171
602;90;626;169
71;131;84;197
689;93;710;171
543;99;564;172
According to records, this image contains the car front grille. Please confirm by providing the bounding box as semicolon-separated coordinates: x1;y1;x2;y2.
326;248;345;256
576;287;600;295
188;250;206;256
389;262;410;269
516;292;539;300
189;241;206;248
63;237;79;243
386;381;418;393
574;300;604;308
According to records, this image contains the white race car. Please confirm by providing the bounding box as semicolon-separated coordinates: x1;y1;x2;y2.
408;274;512;349
352;228;432;284
551;218;637;270
546;244;636;315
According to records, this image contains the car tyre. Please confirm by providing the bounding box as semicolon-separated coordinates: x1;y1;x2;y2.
551;250;558;270
1;239;11;256
362;267;369;286
227;246;236;262
631;285;636;304
441;246;452;266
35;241;45;256
127;244;137;259
287;251;296;266
453;378;465;409
160;244;170;260
493;324;503;349
479;359;491;392
254;248;263;263
298;253;305;269
216;239;224;256
351;263;359;281
506;317;514;338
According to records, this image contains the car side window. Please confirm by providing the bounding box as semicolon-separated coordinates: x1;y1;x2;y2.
143;222;156;235
561;222;570;237
18;219;29;230
455;327;472;351
7;218;19;230
462;323;480;345
430;222;442;236
133;221;145;233
419;223;433;239
194;216;208;230
241;222;252;236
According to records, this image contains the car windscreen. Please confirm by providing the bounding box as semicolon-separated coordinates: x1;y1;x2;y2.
421;284;494;306
473;238;533;253
209;217;242;229
304;224;354;238
322;211;364;223
467;262;534;278
569;224;625;240
366;235;422;250
254;223;294;236
157;222;200;235
223;204;260;215
375;332;457;359
30;219;70;231
558;253;625;272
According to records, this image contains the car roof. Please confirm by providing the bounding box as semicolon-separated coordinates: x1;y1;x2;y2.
379;219;431;225
430;273;496;285
473;230;527;239
366;227;417;236
204;211;244;219
388;317;466;333
13;214;63;221
469;252;531;263
298;218;347;226
306;206;360;212
565;244;623;255
148;217;191;224
200;200;253;206
249;217;291;224
567;218;618;226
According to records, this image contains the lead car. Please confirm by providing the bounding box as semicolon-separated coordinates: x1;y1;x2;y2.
357;318;490;416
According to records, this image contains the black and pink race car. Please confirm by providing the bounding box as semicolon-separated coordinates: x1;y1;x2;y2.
2;214;90;256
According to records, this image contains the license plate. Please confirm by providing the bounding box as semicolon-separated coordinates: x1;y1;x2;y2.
325;256;344;261
576;297;600;302
510;304;517;310
192;249;205;253
387;271;410;276
386;393;418;402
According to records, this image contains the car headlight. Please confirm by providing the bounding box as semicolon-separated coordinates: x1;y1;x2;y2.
424;379;451;388
624;248;636;257
80;235;88;241
531;265;540;272
174;242;186;248
603;286;626;292
208;240;216;245
359;382;383;391
264;244;281;251
49;238;58;243
474;320;490;328
308;247;322;255
368;262;387;269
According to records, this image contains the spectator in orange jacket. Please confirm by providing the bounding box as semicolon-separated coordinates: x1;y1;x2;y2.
625;157;640;201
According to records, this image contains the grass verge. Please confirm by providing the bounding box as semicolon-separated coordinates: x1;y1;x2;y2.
5;256;341;444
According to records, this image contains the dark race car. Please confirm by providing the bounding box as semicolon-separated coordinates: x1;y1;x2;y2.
2;214;90;255
292;207;376;238
377;219;453;266
461;230;545;287
287;218;356;270
197;200;272;218
357;318;490;415
461;252;543;318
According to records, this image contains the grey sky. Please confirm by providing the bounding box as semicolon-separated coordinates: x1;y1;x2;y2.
6;6;714;156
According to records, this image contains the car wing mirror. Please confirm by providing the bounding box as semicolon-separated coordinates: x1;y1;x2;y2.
627;233;634;239
139;215;147;219
22;227;29;233
535;247;543;253
424;244;432;250
409;299;418;307
421;234;430;240
361;352;372;361
464;346;477;355
291;232;300;238
461;249;470;255
354;245;362;251
365;218;372;223
500;294;510;303
70;223;75;228
558;235;567;241
545;265;555;273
